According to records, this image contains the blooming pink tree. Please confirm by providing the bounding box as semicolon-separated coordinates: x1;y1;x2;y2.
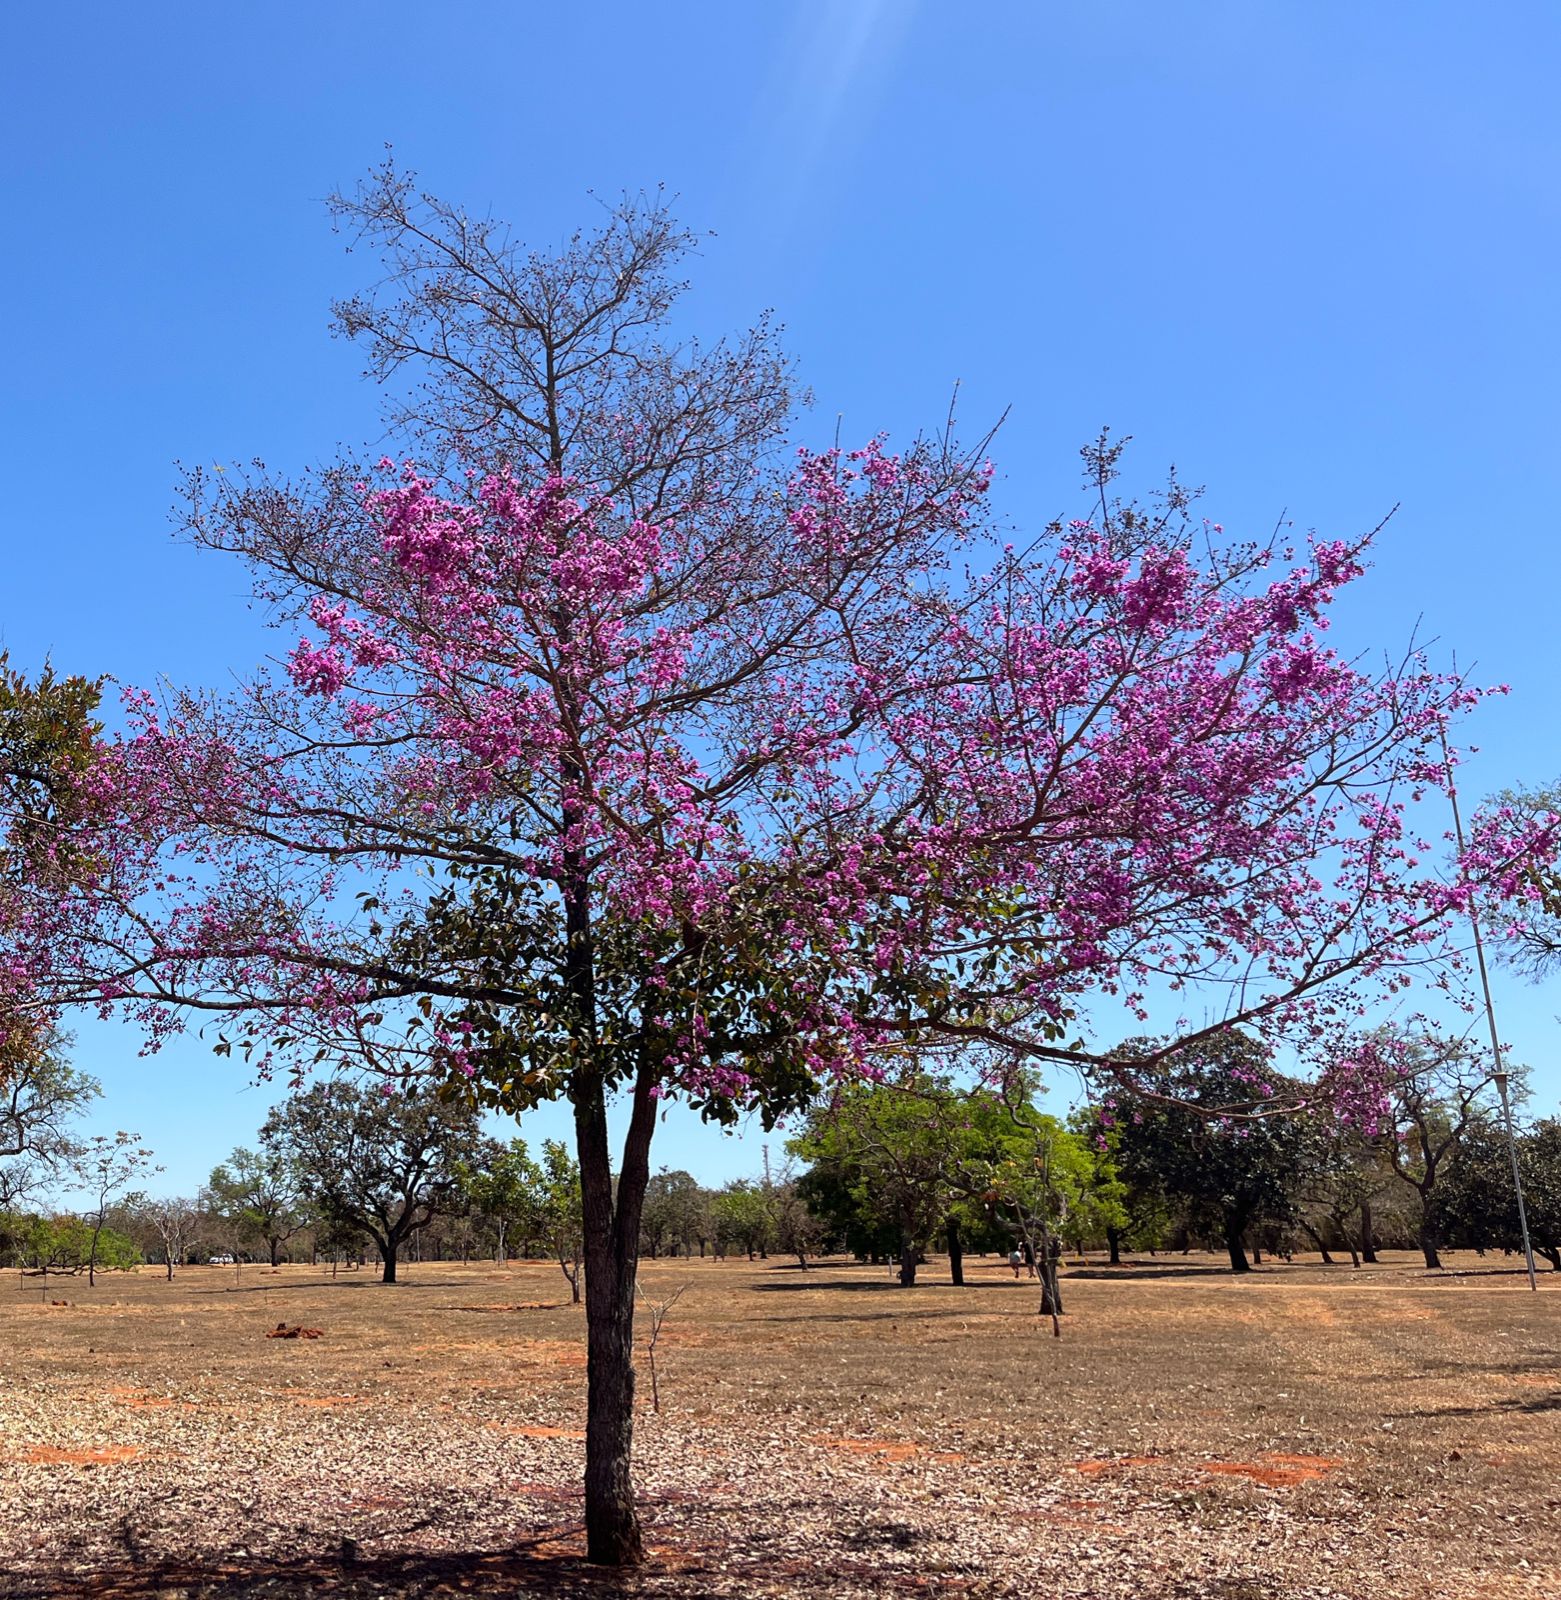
7;169;1552;1565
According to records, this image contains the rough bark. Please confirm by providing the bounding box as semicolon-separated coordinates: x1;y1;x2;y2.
574;1060;658;1567
898;1229;918;1287
946;1216;964;1286
1359;1200;1378;1264
1298;1220;1334;1264
559;1250;583;1303
1418;1225;1442;1271
1106;1225;1121;1266
1038;1267;1063;1316
1224;1218;1251;1274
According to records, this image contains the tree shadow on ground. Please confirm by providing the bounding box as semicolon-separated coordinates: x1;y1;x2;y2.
1385;1390;1561;1420
0;1531;950;1600
1064;1264;1241;1279
185;1278;471;1296
4;1543;693;1600
756;1258;865;1271
749;1277;1025;1293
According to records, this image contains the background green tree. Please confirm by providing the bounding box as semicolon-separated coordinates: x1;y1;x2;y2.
261;1078;481;1284
1110;1032;1318;1274
205;1146;307;1267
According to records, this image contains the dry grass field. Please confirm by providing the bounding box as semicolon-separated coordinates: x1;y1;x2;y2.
1;1251;1557;1599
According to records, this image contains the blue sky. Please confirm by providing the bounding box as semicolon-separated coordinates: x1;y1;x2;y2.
4;3;1560;1196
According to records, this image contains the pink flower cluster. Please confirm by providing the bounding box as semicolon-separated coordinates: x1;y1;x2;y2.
5;436;1554;1118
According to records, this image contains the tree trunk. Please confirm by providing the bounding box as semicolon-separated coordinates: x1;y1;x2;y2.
165;1255;174;1282
946;1216;964;1286
574;1061;658;1567
1419;1225;1442;1271
1298;1220;1334;1265
270;1236;282;1269
381;1247;398;1284
897;1230;918;1287
1359;1200;1378;1264
1038;1239;1064;1317
1538;1243;1561;1272
1038;1270;1063;1317
1106;1225;1121;1266
1224;1219;1251;1274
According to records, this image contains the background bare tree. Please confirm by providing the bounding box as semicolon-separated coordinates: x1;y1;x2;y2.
141;1195;202;1280
79;1133;159;1287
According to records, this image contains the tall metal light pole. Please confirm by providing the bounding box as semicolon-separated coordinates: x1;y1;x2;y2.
1442;730;1538;1291
1490;1068;1537;1290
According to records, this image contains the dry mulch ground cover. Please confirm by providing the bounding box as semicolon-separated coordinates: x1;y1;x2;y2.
1;1251;1557;1598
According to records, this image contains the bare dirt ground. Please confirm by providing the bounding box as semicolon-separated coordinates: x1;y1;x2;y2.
1;1250;1557;1599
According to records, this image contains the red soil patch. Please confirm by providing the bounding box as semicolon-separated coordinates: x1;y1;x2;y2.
1074;1452;1341;1487
25;1445;143;1465
516;1340;588;1367
105;1385;189;1410
1074;1455;1162;1476
510;1479;584;1501
266;1324;323;1339
1202;1454;1343;1486
491;1424;587;1440
814;1437;965;1465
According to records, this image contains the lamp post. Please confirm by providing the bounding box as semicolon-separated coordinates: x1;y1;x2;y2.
1441;727;1538;1291
1490;1068;1538;1291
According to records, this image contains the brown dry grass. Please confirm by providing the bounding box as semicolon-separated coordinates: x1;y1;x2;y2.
1;1250;1557;1598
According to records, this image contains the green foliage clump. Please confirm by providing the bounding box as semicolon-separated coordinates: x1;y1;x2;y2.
9;1213;140;1273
